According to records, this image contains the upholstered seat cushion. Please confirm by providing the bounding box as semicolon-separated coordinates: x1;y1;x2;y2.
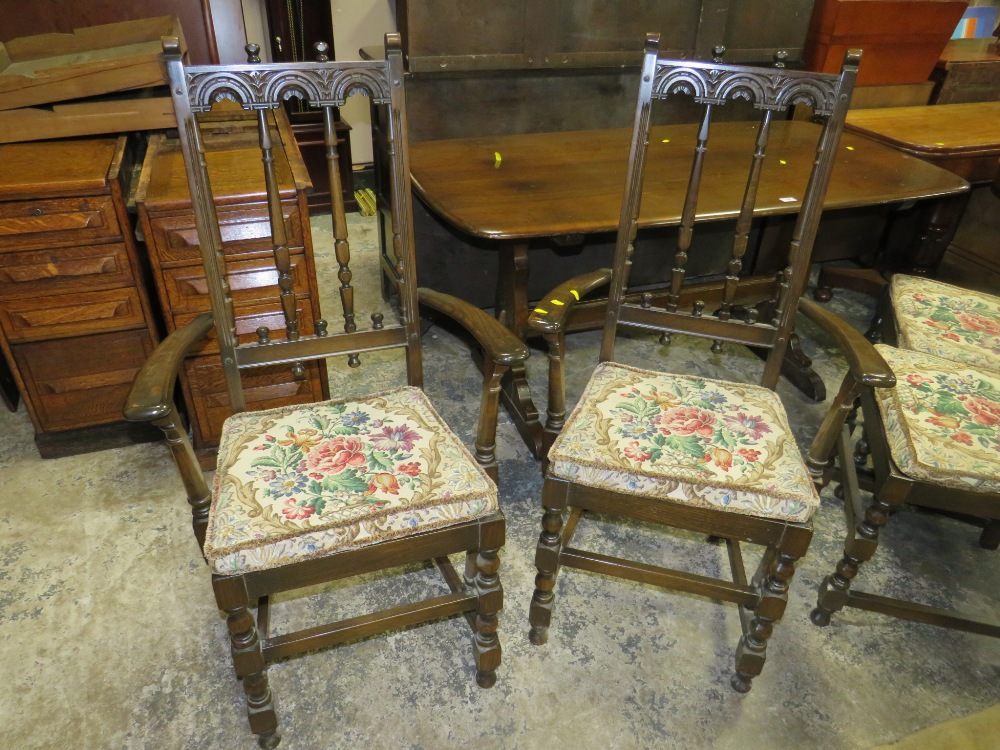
547;362;820;523
891;274;1000;373
205;387;497;575
874;345;1000;494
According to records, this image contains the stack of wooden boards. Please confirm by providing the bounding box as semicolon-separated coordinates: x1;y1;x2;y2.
0;16;184;144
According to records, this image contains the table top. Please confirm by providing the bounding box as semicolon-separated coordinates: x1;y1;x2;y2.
845;101;1000;159
410;120;969;242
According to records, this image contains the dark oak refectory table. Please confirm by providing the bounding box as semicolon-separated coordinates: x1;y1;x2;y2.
409;119;970;457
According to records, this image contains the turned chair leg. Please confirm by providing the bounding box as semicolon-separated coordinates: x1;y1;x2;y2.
473;522;503;688
529;490;567;646
732;548;804;693
214;578;279;748
811;492;891;628
979;520;1000;551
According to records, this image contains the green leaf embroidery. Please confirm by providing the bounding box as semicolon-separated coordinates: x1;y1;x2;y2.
664;433;705;459
321;469;370;495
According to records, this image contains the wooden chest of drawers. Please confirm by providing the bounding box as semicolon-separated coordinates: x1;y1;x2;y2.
135;111;328;465
0;137;160;456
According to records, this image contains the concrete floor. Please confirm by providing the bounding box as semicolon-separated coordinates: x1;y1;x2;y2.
2;213;998;749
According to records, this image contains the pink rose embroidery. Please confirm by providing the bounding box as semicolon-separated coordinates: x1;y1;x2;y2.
658;406;716;437
623;441;652;462
282;498;316;520
955;312;1000;337
965;397;1000;427
306;437;367;474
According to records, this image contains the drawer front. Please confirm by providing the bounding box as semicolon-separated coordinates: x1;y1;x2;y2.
147;202;304;267
161;253;310;312
0;195;120;251
183;357;326;449
173;297;317;357
0;242;134;299
12;329;156;431
0;287;147;341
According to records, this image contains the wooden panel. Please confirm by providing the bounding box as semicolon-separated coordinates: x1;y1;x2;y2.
0;96;176;144
396;0;814;71
161;254;311;313
0;16;184;110
0;1;225;65
0;286;146;341
11;328;155;431
183;357;325;449
803;0;969;85
146;203;304;267
0;242;133;299
0;194;119;250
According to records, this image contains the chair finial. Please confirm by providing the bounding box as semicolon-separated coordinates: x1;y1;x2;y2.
245;43;261;63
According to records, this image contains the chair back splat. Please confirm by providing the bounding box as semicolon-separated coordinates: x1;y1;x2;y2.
163;34;422;412
601;33;859;389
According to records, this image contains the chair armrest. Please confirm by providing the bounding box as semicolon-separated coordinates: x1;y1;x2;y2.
125;313;214;422
528;268;613;334
798;298;895;389
418;288;529;366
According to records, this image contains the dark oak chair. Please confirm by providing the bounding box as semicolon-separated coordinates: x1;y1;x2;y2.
525;35;859;692
125;35;527;748
806;275;1000;635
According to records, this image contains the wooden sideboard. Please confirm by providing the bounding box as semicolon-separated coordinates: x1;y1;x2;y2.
0;136;161;456
135;110;328;465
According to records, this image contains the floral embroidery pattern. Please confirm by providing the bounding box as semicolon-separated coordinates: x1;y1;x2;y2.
548;362;819;523
205;387;497;574
875;346;1000;493
892;275;1000;373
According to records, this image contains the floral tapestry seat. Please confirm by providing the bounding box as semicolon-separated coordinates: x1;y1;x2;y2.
873;345;1000;494
205;387;498;575
890;274;1000;374
546;362;820;524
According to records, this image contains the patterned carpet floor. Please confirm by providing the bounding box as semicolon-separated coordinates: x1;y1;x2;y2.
1;212;998;749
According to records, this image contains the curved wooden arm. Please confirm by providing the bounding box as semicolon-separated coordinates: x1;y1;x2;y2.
528;268;613;334
418;287;529;366
798;298;895;389
125;313;214;422
799;298;895;488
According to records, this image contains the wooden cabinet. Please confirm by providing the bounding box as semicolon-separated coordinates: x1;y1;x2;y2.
135;110;328;465
0;136;161;456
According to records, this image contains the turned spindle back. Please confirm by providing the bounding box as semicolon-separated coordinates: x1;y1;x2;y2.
600;33;859;390
162;33;421;413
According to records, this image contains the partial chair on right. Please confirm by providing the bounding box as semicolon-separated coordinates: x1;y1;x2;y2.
526;35;860;692
806;275;1000;635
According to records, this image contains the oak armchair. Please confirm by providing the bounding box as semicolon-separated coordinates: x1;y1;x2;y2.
125;35;527;748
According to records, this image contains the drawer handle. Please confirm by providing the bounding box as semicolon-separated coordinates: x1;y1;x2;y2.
30;208;43;217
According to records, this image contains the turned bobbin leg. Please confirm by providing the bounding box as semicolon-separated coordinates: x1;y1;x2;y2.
214;576;279;748
473;517;504;688
732;541;807;693
529;479;568;646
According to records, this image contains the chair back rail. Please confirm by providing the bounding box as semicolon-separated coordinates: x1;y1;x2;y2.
162;34;421;412
600;33;860;389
